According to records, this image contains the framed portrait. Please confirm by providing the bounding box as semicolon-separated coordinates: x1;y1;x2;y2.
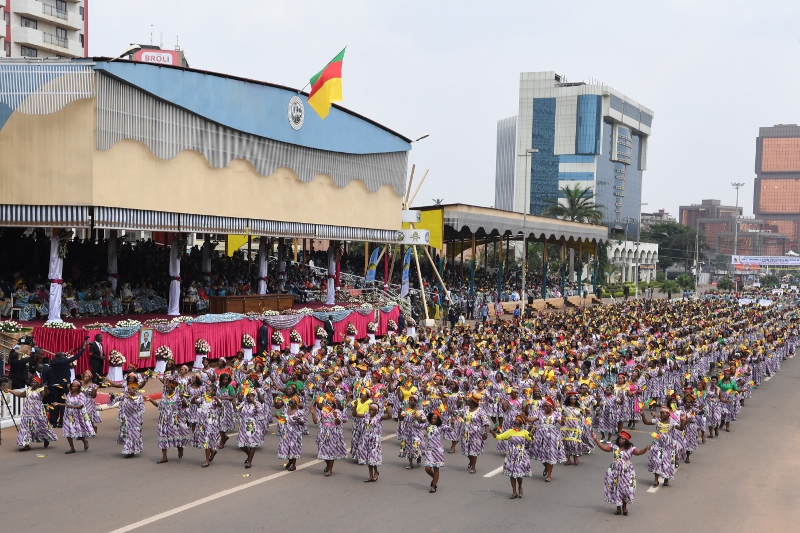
138;328;154;359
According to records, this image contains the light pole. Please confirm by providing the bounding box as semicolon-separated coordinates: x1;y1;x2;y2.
732;182;745;291
635;203;647;299
518;148;538;314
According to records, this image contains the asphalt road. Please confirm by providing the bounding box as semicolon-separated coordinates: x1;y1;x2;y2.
2;356;799;533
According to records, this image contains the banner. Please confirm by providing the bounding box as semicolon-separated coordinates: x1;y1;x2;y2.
397;229;430;246
403;208;443;250
731;255;800;266
401;247;412;297
365;246;381;282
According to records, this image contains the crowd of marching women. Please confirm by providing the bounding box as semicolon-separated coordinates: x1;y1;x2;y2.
7;295;797;515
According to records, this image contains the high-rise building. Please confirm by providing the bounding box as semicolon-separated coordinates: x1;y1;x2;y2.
494;71;653;235
753;124;800;253
640;208;675;230
1;0;88;59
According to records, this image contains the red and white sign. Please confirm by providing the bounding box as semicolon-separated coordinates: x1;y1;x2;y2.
135;49;179;66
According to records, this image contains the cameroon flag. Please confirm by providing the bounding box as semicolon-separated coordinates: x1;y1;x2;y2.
308;48;345;119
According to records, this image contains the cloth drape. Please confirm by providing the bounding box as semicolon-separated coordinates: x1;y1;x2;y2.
107;237;118;292
277;241;286;293
326;247;336;305
258;238;268;295
167;240;180;316
47;235;64;322
202;238;212;275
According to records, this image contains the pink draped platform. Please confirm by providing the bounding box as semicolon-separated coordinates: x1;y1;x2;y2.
32;307;401;375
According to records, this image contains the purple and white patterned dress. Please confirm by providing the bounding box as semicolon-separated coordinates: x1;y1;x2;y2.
604;445;637;506
497;398;523;453
16;389;58;447
597;394;618;433
109;393;144;455
424;424;445;468
459;407;490;457
647;420;676;480
184;386;203;425
277;408;305;459
156;392;190;449
441;393;461;442
82;384;101;425
191;398;221;450
561;406;585;456
530;413;566;465
218;386;237;433
358;412;384;466
237;401;264;448
494;429;532;477
400;409;426;460
316;408;348;460
63;392;95;439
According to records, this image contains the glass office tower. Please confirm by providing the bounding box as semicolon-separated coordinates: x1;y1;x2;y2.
754;124;800;252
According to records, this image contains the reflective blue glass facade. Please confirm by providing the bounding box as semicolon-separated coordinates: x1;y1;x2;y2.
575;95;602;155
559;172;594;181
530;98;559;215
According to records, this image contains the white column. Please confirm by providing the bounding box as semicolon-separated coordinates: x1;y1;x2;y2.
167;239;181;316
326;246;336;305
258;237;268;295
47;234;64;322
107;235;118;291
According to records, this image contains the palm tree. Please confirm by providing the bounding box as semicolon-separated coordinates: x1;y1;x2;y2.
541;185;604;224
660;279;680;300
433;198;444;205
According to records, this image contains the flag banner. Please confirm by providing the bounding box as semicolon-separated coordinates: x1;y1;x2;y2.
731;255;800;266
365;246;381;282
308;48;345;119
401;247;412;297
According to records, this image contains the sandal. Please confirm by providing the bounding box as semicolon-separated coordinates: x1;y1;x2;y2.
509;494;518;499
623;511;628;516
65;449;76;455
178;449;184;458
469;468;476;474
614;510;622;516
19;446;31;452
83;441;89;451
157;459;168;464
245;463;252;469
202;463;209;468
652;481;660;487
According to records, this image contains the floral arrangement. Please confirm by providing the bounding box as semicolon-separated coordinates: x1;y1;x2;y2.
290;329;303;343
295;307;314;315
171;316;193;324
281;309;300;315
387;320;398;331
155;345;173;361
242;334;256;348
84;322;112;330
43;321;76;330
315;326;328;340
272;330;284;345
195;339;211;354
0;321;24;333
406;317;417;327
360;303;373;309
145;318;169;326
57;229;74;259
346;322;357;336
109;350;126;366
116;319;142;329
367;322;377;333
330;305;347;311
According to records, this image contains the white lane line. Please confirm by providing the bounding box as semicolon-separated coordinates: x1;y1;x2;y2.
484;466;504;478
647;478;662;493
764;376;772;382
110;432;398;533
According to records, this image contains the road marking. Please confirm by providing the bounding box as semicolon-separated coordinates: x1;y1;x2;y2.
764;376;772;382
109;432;398;533
484;466;504;478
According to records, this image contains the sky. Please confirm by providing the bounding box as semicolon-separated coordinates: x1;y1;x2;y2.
91;0;800;218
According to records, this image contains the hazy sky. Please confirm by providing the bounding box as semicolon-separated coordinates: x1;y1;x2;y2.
92;0;800;218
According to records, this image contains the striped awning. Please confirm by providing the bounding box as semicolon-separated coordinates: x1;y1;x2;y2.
179;214;247;235
316;224;399;243
94;207;179;232
0;205;89;227
248;219;316;238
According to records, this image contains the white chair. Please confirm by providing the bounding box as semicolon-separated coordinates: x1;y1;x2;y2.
10;293;21;321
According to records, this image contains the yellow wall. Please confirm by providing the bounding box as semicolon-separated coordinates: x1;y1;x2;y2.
0;99;403;231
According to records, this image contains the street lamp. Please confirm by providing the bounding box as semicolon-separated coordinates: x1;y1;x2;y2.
518;148;539;314
413;133;430;142
732;182;745;291
110;44;141;62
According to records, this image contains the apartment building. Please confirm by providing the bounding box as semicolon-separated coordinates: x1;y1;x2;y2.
2;0;88;59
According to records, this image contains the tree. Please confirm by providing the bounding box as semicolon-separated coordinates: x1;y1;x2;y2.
761;274;779;287
676;274;694;290
541;184;604;224
641;221;708;272
660;279;680;299
716;277;734;291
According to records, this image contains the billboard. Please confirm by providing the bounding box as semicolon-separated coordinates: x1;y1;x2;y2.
135;49;179;66
732;255;800;267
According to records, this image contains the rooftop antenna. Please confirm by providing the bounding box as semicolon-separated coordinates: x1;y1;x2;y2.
175;35;180;51
160;32;164;49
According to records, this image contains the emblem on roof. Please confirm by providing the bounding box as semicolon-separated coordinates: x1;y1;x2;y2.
288;96;305;131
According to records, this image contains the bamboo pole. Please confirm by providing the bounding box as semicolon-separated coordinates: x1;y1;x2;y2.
364;242;369;277
407;169;429;207
412;245;429;321
421;244;452;300
404;165;416;207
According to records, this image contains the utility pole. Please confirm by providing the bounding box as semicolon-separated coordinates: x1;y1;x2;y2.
635;203;647;299
518;148;538;315
732;182;745;291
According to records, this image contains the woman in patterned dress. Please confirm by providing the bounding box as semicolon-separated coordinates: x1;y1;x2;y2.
443;382;462;454
276;395;305;472
7;376;57;451
459;392;491;474
191;383;223;467
108;377;145;458
497;388;524;453
529;396;565;482
350;388;373;461
561;393;585;465
491;415;533;499
56;380;95;454
361;403;392;482
592;430;650;516
237;389;264;469
184;375;204;432
597;385;620;443
399;395;426;469
641;407;688;487
312;396;348;476
147;379;190;464
80;371;101;432
217;373;237;448
705;377;723;437
424;410;445;493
